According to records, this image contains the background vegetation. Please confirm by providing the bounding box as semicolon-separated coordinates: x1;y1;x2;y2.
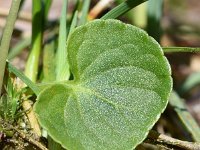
0;0;200;149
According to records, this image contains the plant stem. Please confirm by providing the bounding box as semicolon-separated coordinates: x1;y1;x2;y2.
0;0;22;94
163;47;200;53
101;0;148;19
146;130;200;150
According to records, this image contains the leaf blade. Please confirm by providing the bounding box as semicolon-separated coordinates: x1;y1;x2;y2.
35;19;172;150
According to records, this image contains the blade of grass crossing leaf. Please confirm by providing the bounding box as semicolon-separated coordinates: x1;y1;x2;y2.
147;0;163;42
170;91;200;142
78;0;90;25
25;0;43;82
7;63;40;96
115;0;147;27
0;0;22;94
101;0;148;19
8;38;31;60
56;0;70;81
163;47;200;53
131;2;147;27
69;11;78;34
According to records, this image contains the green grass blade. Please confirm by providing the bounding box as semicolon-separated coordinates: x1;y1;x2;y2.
78;0;91;25
69;11;78;34
43;0;53;20
56;0;70;81
8;0;52;61
25;0;43;82
0;0;22;94
116;0;147;27
101;0;148;19
178;72;200;95
8;38;31;60
163;47;200;53
43;41;56;82
132;2;147;27
7;63;40;96
170;91;200;142
147;0;163;42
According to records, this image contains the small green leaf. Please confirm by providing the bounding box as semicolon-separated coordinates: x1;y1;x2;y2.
34;19;172;150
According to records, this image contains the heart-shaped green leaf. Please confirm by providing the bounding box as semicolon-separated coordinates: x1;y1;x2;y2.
34;19;172;150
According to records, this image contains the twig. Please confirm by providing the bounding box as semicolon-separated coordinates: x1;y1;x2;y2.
146;130;200;150
0;8;32;22
1;120;47;150
22;99;41;137
88;0;114;20
12;126;48;150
